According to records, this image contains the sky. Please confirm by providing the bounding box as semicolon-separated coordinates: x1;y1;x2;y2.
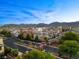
0;0;79;24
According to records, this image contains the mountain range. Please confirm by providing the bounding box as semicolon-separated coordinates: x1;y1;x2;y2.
1;21;79;28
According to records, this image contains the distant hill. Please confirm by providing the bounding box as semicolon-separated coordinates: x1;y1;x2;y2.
49;21;79;27
1;21;79;28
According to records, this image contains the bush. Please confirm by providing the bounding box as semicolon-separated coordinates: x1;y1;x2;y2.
22;50;56;59
10;48;18;57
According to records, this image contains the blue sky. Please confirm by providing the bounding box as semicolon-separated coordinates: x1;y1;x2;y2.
0;0;79;24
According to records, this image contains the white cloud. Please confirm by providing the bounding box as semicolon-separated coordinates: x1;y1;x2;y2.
27;7;79;24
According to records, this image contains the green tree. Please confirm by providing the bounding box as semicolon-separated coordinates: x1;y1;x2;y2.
0;29;11;37
18;32;24;40
44;36;49;43
60;32;79;43
59;40;79;59
4;46;11;55
22;50;55;59
26;34;33;40
10;48;18;57
18;33;34;41
35;35;39;42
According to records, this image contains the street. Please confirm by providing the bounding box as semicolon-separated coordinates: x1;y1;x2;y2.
4;37;32;53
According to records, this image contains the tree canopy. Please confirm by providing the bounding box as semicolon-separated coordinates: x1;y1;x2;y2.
0;29;12;37
59;40;79;59
16;50;56;59
60;32;79;43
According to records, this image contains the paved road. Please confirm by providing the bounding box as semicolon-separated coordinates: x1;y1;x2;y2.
4;37;60;59
23;40;58;53
4;37;58;54
44;46;58;53
4;37;31;53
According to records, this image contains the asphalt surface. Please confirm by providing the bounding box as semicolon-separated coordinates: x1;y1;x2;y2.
4;37;31;53
4;37;58;53
44;46;58;53
22;40;58;53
